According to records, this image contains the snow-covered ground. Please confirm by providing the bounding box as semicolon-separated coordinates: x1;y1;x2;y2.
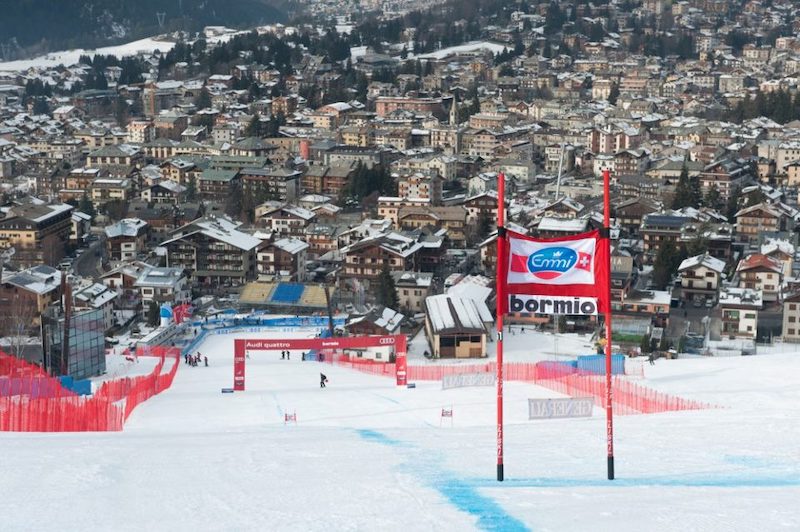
0;37;177;72
1;327;799;531
0;28;247;73
414;41;511;60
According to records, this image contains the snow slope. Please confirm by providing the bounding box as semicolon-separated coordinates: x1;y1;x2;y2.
0;37;176;72
1;327;799;531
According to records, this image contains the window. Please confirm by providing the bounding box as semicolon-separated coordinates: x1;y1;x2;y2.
790;329;796;335
790;316;796;323
791;304;797;311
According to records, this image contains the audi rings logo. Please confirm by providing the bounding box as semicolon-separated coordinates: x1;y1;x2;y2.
379;337;395;345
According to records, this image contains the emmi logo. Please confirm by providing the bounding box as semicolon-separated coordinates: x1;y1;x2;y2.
509;294;597;316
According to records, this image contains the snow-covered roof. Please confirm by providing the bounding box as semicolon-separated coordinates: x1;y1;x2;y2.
425;294;493;334
391;271;433;288
134;266;186;288
273;237;309;255
282;205;316;221
447;282;493;304
719;287;762;308
164;216;260;251
1;265;61;295
74;282;117;308
678;253;726;274
105;218;148;238
346;306;404;333
761;238;795;257
537;217;589;233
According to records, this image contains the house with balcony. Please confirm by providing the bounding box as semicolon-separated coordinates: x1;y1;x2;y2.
0;202;73;267
134;266;190;305
719;287;762;339
761;239;795;278
105;218;149;262
391;271;433;314
0;265;62;327
736;253;784;303
678;253;726;304
90;178;132;208
340;233;423;290
259;205;316;237
255;237;309;282
397;206;468;246
641;214;691;262
735;202;796;244
160;215;261;288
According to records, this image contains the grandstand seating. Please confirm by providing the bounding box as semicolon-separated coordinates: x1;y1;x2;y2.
270;283;305;304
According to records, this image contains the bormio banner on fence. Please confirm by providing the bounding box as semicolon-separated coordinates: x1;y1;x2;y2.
498;229;610;316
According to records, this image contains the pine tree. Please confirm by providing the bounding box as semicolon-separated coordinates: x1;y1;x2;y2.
245;113;260;137
653;242;680;289
78;192;96;218
377;265;399;309
689;174;703;206
705;184;721;210
608;82;620;105
726;186;740;222
640;333;652;354
671;165;693;209
195;87;212;110
147;301;160;327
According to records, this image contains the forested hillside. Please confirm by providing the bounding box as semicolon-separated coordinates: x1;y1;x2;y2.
0;0;287;57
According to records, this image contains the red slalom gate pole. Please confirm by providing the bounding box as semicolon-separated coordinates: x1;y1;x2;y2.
496;172;506;482
602;168;615;480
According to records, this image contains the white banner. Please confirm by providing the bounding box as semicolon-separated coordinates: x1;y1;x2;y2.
509;294;598;316
442;373;496;390
508;236;596;285
528;398;594;419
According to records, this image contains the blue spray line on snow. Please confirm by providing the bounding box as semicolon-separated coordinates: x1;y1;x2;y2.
354;429;530;532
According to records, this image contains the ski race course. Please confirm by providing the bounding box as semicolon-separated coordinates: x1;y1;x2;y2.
2;323;800;531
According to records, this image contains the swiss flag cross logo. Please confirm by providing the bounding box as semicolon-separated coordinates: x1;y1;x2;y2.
576;252;592;271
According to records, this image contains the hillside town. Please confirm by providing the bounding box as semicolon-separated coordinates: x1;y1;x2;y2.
4;0;800;377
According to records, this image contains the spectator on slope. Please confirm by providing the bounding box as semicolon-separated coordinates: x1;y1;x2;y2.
320;373;328;388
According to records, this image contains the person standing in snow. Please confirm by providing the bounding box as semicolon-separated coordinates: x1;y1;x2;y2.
204;356;208;367
320;373;327;388
281;350;285;360
648;353;656;366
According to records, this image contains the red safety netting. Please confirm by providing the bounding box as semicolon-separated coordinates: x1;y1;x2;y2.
0;347;181;432
329;356;716;415
95;347;181;422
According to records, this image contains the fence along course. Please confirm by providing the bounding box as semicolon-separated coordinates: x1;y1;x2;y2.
328;356;715;415
0;347;180;432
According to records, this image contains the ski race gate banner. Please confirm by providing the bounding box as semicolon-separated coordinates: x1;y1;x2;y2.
494;169;616;482
232;335;408;390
